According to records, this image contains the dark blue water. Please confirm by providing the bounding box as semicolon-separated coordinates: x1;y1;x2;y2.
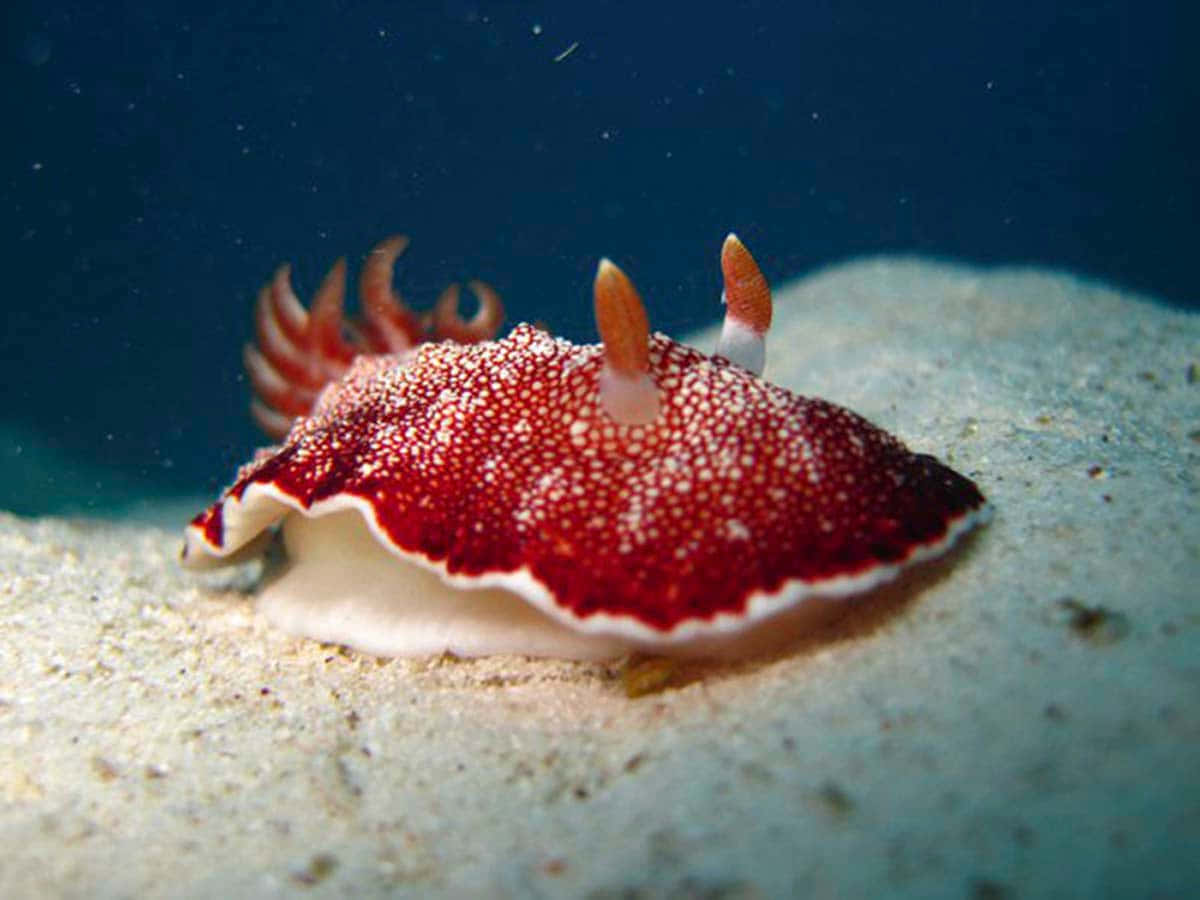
1;2;1194;514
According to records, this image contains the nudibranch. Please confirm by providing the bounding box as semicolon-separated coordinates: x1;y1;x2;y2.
183;234;989;660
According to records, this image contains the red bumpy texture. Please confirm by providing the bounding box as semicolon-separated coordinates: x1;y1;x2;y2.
192;325;985;631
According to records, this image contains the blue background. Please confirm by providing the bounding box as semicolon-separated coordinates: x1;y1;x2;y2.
2;2;1194;514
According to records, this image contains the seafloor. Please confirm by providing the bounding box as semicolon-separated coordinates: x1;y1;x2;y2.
1;257;1197;898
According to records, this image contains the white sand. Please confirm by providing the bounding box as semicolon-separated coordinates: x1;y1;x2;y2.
2;257;1197;897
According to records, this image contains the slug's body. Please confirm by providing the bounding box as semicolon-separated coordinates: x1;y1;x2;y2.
183;235;988;659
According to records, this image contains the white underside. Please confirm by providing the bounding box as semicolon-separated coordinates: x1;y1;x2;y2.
260;509;632;660
183;482;991;660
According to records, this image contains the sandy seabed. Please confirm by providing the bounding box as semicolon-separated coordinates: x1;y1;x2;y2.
1;257;1197;898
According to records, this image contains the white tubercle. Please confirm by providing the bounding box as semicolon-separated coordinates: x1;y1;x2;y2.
715;310;766;376
598;365;661;425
